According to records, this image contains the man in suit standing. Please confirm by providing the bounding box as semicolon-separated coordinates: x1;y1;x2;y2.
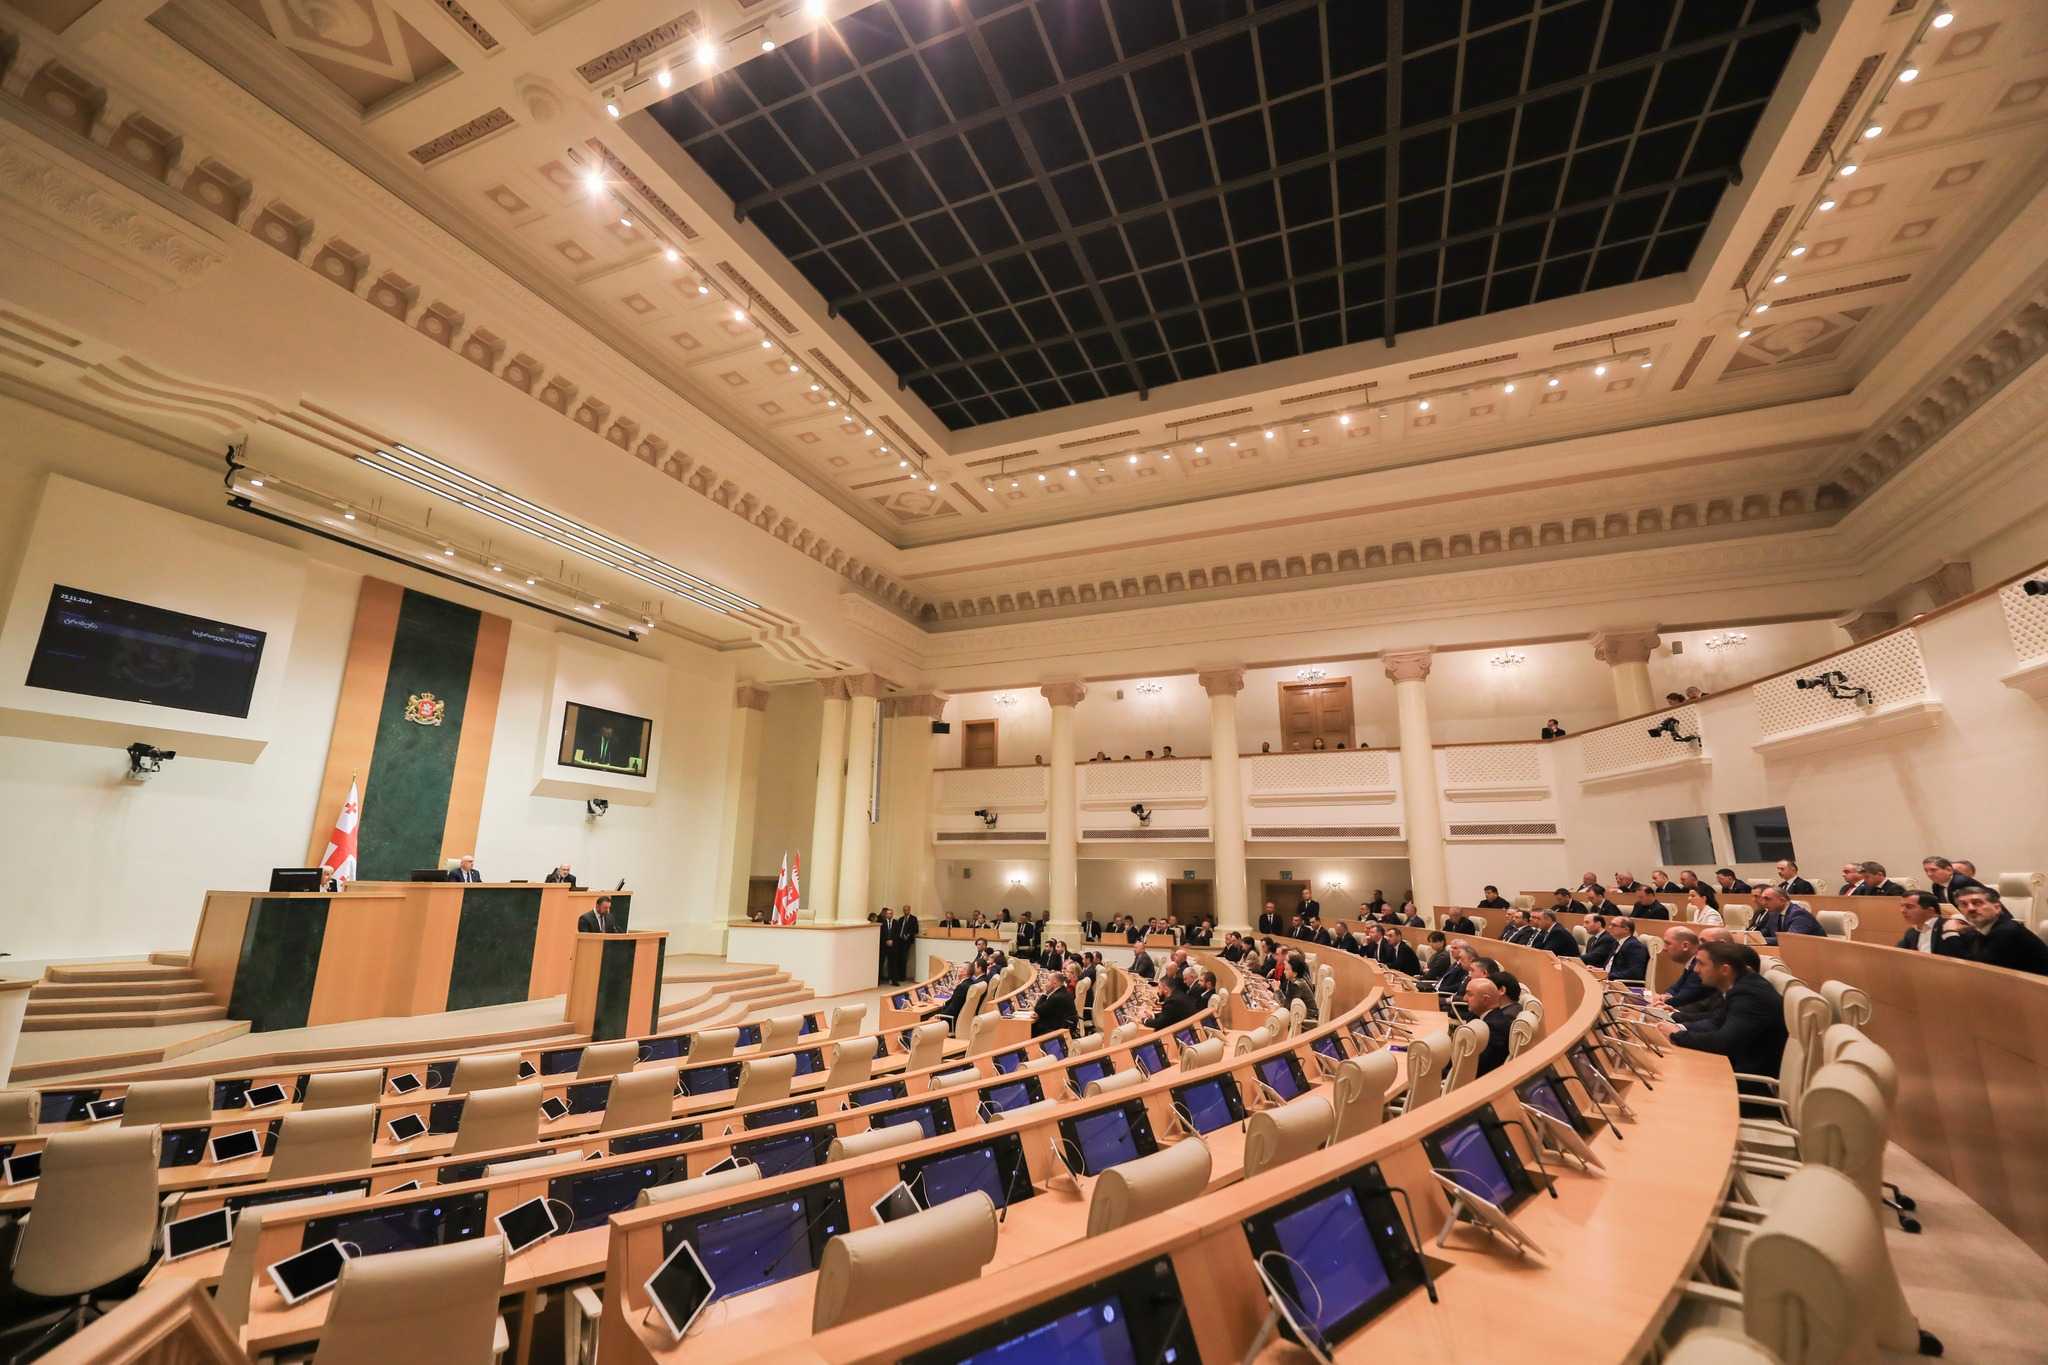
1530;909;1580;958
1464;977;1521;1077
450;855;482;883
1939;886;2048;977
576;895;621;933
891;906;919;985
1921;856;1985;905
1082;914;1102;942
1848;860;1906;897
544;864;576;884
1661;943;1789;1111
1603;918;1650;983
1895;891;1950;955
1774;860;1816;896
1297;892;1321;923
1750;886;1824;944
1257;901;1283;936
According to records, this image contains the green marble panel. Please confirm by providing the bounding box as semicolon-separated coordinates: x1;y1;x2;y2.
445;885;541;1011
228;897;329;1032
358;590;480;881
593;937;636;1041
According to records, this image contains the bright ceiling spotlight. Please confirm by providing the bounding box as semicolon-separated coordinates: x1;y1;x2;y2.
656;68;672;90
605;102;620;119
1193;443;1204;453
1931;8;1953;29
697;283;709;294
525;576;536;585
1862;124;1883;140
760;37;776;51
898;457;909;467
1161;451;1171;460
582;169;604;195
248;477;264;487
1738;328;1753;338
760;339;773;348
805;0;826;17
1898;66;1918;83
1772;272;1788;285
787;363;799;373
1338;413;1351;425
1417;399;1431;411
1127;453;1138;464
926;481;937;491
1036;472;1047;481
879;445;889;453
343;510;356;520
1754;302;1770;313
490;562;501;571
696;37;716;64
1818;198;1837;211
1546;376;1559;387
1594;364;1607;377
663;247;680;263
863;427;874;436
1066;467;1078;477
1789;244;1807;256
1502;382;1516;394
1264;429;1275;439
1838;163;1859;176
1639;360;1653;369
619;216;633;228
731;308;746;322
1227;438;1238;447
442;547;455;557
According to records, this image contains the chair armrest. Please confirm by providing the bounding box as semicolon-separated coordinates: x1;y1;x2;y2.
572;1286;603;1322
1729;1073;1782;1091
493;1316;509;1359
1679;1281;1745;1308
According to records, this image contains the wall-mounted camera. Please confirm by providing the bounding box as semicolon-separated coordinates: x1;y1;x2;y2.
1794;669;1873;705
125;743;176;783
1130;803;1153;827
973;807;998;829
1645;716;1702;749
2024;578;2046;597
585;798;609;819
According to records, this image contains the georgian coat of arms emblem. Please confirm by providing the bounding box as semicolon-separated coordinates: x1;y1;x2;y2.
405;692;445;726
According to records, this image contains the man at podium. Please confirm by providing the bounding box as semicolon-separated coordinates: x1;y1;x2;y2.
578;895;621;933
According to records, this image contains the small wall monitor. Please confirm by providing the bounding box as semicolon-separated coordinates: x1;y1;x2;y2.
559;701;652;777
25;584;267;718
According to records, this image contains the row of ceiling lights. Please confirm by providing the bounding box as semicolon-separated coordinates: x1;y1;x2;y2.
1736;3;1955;340
601;0;832;115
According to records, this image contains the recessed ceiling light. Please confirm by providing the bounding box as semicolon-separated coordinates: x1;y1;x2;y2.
1738;328;1753;338
1862;124;1883;140
1754;302;1770;313
619;216;633;228
1502;382;1516;394
805;0;825;18
1300;426;1310;433
1594;365;1607;377
1640;361;1653;369
787;363;799;373
879;445;888;453
696;37;716;64
490;562;501;571
1338;413;1351;425
664;248;680;263
1264;429;1275;439
809;383;820;391
1789;244;1807;256
1838;163;1859;176
582;170;604;195
1546;376;1559;387
1227;439;1238;448
1161;451;1171;460
926;481;937;491
525;577;536;585
827;398;837;406
1067;467;1077;477
443;547;455;556
1037;472;1047;481
1417;399;1430;411
605;102;620;119
760;339;773;348
1931;10;1953;29
760;38;776;51
863;427;874;436
1128;453;1138;464
732;308;746;322
899;458;909;467
248;477;264;487
1818;198;1837;211
1898;66;1918;83
656;68;672;90
1010;479;1019;488
1772;273;1788;285
342;510;355;519
1193;443;1204;453
697;283;708;294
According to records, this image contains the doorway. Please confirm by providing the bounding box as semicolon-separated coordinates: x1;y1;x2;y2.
745;876;778;922
1167;880;1214;927
962;720;997;769
1279;679;1355;751
1259;880;1306;921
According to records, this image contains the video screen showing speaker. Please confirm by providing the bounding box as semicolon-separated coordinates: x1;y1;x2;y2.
25;584;266;718
558;701;652;777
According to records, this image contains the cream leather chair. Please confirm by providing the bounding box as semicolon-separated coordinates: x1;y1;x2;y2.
451;1083;543;1156
1313;974;1337;1020
636;1162;762;1208
812;1193;998;1332
734;1054;797;1109
302;1068;383;1111
760;1015;805;1051
996;1098;1062;1123
1814;910;1859;939
691;1027;741;1063
1733;986;1829;1151
269;1104;376;1182
1817;980;1871;1029
1506;1011;1540;1061
1083;1067;1145;1098
1106;1021;1141;1047
966;1011;1003;1056
1178;1038;1226;1072
1394;1028;1454;1113
486;1151;586;1177
825;1123;923;1163
1445;1019;1489;1093
118;1079;209;1127
1664;1328;1786;1363
449;1052;521;1096
1067;1030;1106;1057
10;1126;163;1344
575;1041;639;1080
1242;1094;1336;1180
316;1235;509;1364
1086;1137;1211;1236
216;1189;368;1333
951;983;988;1039
599;1067;677;1132
0;1090;36;1136
1735;1062;1891;1216
825;1036;879;1090
1073;976;1093;1018
931;1066;978;1089
829;1004;867;1039
905;1021;950;1073
1330;1051;1399;1144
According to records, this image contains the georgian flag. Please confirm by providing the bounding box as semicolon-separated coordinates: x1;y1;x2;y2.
773;852;801;926
319;779;361;887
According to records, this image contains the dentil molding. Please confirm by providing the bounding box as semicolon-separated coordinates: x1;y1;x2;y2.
0;122;226;292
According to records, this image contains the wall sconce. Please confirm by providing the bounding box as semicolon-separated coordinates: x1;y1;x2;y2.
1703;631;1749;650
1133;680;1165;696
1321;877;1346;894
1489;650;1527;668
1134;874;1160;894
1007;875;1027;890
1295;666;1328;682
992;692;1018;707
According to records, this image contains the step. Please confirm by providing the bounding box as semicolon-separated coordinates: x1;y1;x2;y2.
725;977;799;1006
31;978;207;999
28;992;217;1016
738;985;814;1017
43;963;192;984
661;961;781;986
7;1020;254;1083
148;951;191;967
22;1004;230;1030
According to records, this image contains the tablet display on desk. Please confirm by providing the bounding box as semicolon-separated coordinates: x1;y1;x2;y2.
540;1097;570;1122
387;1073;422;1095
1131;1041;1168;1076
386;1114;427;1143
85;1096;126;1123
1423;1105;1532;1212
209;1129;262;1164
268;1239;353;1306
1240;1163;1425;1349
517;1060;538;1081
1517;1069;1591;1137
610;1123;703;1155
1174;1026;1200;1048
161;1128;210;1168
164;1208;233;1261
871;1180;922;1224
904;1257;1196;1365
1256;1054;1308;1102
1067;1058;1113;1094
495;1196;560;1255
644;1238;716;1342
3;1152;39;1185
1037;1035;1067;1061
979;1076;1043;1115
680;1063;741;1098
847;1081;906;1110
1312;1033;1348;1063
891;993;911;1010
991;1048;1027;1075
639;1036;686;1063
741;1101;819;1131
901;1136;1035;1213
243;1083;287;1109
550;1161;673;1233
732;1127;828;1178
305;1190;488;1255
870;1101;954;1142
1059;1101;1157;1177
1172;1076;1245;1135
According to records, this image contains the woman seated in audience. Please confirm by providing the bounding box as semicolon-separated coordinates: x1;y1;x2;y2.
1683;888;1723;925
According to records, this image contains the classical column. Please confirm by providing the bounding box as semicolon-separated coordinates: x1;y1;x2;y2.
1840;608;1898;644
1041;682;1086;941
712;685;771;926
1199;669;1250;932
1590;626;1661;717
876;693;947;914
806;679;850;922
1384;649;1450;921
834;675;885;922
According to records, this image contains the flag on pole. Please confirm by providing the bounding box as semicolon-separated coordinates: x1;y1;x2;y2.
772;851;801;925
319;778;361;887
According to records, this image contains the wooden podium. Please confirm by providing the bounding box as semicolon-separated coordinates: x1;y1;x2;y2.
567;931;667;1040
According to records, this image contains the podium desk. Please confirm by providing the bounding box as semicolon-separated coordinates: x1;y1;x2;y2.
566;932;667;1040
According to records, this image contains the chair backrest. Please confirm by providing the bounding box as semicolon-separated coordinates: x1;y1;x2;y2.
1741;1165;1923;1360
485;1151;587;1177
0;1090;35;1136
1242;1093;1336;1180
268;1104;376;1183
1506;1012;1541;1061
1663;1328;1789;1364
830;1004;867;1038
1330;1051;1399;1144
1517;993;1545;1029
120;1078;210;1127
1314;974;1336;1020
1818;980;1872;1028
735;1054;797;1108
1781;983;1831;1103
1068;1030;1106;1057
1083;1067;1145;1098
1086;1137;1212;1236
450;1083;542;1156
599;1067;678;1132
448;1052;519;1096
760;1015;805;1051
967;1011;1004;1055
1793;1061;1890;1208
1815;910;1859;938
636;1162;762;1208
1074;976;1093;1013
1570;925;1589;946
216;1190;367;1330
905;1021;950;1072
302;1068;383;1112
826;1123;924;1163
826;1036;879;1090
1471;915;1488;936
812;1192;998;1332
952;983;988;1038
691;1028;741;1063
575;1041;639;1080
1404;1028;1454;1109
1179;1038;1225;1072
1107;1021;1141;1047
1821;1027;1898;1108
12;1126;162;1298
1446;1019;1488;1092
315;1235;507;1365
996;1098;1062;1123
1287;997;1308;1030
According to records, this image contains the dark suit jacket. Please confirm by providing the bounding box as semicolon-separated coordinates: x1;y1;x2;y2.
1125;927;1144;944
544;871;575;884
1754;904;1825;944
576;909;619;933
935;976;979;1023
1421;950;1452;979
1476;898;1512;911
1665;965;1712;1012
1632;902;1671;920
1220;943;1247;963
1441;916;1477;935
1148;990;1204;1031
1719;880;1752;895
1849;880;1906;897
1131;951;1156;979
1435;965;1471;1001
1298;898;1321;920
1082;920;1102;942
1032;987;1078;1038
1929;875;1986;905
1938;913;2048;977
1374;938;1420;974
1533;925;1581;958
451;868;482;883
1894;921;1949;954
1607;936;1650;983
1476;1005;1520;1077
1782;877;1817;895
1674;973;1788;1083
1583;935;1618;970
896;914;919;945
1257;912;1283;935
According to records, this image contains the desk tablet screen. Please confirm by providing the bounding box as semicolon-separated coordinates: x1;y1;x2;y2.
891;994;911;1009
734;1130;820;1178
540;1098;570;1122
1069;1109;1140;1176
86;1097;125;1122
551;1162;666;1232
1038;1036;1067;1060
694;1197;812;1299
681;1064;740;1097
957;1297;1140;1365
3;1152;38;1185
496;1197;557;1254
1069;1058;1112;1091
209;1129;262;1163
387;1114;426;1142
792;1048;824;1077
872;1102;950;1140
1256;1056;1305;1101
165;1208;232;1260
1436;1119;1515;1207
917;1145;1005;1210
243;1083;287;1108
981;1080;1036;1114
1312;1034;1346;1063
270;1240;348;1304
387;1073;422;1095
1132;1042;1168;1075
646;1240;715;1341
640;1036;686;1063
306;1190;488;1255
848;1082;905;1109
1519;1074;1579;1132
611;1124;702;1155
991;1049;1026;1075
1271;1187;1393;1338
1175;1079;1239;1135
1174;1027;1199;1047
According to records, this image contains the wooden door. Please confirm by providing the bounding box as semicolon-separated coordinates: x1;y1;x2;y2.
1278;680;1355;751
962;721;997;769
1167;880;1214;926
1260;881;1305;921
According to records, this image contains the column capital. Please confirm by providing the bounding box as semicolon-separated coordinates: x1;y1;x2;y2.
1919;561;1973;607
819;677;852;702
1197;668;1245;697
1039;681;1087;708
885;692;948;720
1589;626;1661;665
1381;648;1434;682
1840;609;1898;644
734;684;771;712
841;673;888;701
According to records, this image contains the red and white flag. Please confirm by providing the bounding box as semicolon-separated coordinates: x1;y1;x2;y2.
772;851;801;926
319;778;361;887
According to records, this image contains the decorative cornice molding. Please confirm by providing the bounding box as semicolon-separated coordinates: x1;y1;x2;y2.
0;124;226;290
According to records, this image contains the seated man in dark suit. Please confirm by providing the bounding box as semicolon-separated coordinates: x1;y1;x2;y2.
1219;931;1248;963
1328;922;1360;955
934;962;987;1026
1372;931;1420;976
1714;868;1752;896
1147;970;1206;1031
1530;908;1580;958
1653;928;1714;1014
1031;971;1079;1039
1938;886;2048;977
1921;856;1985;906
1130;946;1157;980
1661;943;1789;1112
449;854;483;883
1630;886;1672;921
1750;886;1824;944
1895;891;1950;955
1847;860;1906;897
1498;909;1533;944
576;895;622;933
1774;859;1816;895
1464;977;1521;1077
1603;918;1650;983
1441;910;1478;935
1476;885;1512;911
1416;932;1452;981
1433;942;1476;1002
544;864;576;884
1187;919;1214;947
1581;915;1616;970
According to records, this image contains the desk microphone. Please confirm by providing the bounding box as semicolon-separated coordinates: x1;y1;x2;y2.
1482;1111;1559;1199
996;1140;1033;1224
1354;1177;1439;1304
747;1189;843;1287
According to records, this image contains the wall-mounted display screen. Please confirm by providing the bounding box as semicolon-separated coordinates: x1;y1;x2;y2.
25;585;266;718
558;701;652;777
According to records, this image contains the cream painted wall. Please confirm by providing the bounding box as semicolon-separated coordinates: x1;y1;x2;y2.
749;684;822;880
932;855;1412;925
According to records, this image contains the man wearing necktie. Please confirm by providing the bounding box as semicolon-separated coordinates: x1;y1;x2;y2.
577;895;620;933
